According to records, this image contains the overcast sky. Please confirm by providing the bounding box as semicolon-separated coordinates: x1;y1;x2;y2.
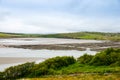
0;0;120;34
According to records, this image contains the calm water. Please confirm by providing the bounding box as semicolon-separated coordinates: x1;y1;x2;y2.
0;47;96;71
0;47;96;58
0;38;103;45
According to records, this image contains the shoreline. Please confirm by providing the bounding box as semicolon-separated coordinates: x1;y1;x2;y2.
0;57;45;71
0;57;44;65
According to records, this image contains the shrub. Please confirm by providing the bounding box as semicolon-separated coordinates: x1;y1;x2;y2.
3;62;35;79
0;72;4;80
43;56;76;70
30;56;76;77
89;48;120;66
29;63;49;77
77;54;93;64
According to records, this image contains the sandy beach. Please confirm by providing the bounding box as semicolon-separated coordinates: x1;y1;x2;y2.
0;57;43;65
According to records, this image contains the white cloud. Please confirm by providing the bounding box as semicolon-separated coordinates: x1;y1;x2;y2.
0;12;120;33
0;0;120;33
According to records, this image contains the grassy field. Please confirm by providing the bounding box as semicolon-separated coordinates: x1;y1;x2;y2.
40;32;120;41
0;32;120;41
0;32;40;38
56;63;120;74
19;63;120;80
21;64;120;80
21;74;120;80
0;33;17;38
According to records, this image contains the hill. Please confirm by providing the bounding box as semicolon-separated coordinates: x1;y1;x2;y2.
0;32;120;41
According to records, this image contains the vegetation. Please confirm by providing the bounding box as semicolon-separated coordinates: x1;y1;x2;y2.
1;62;35;80
77;48;120;66
0;56;76;79
40;32;120;41
23;74;120;80
0;32;41;38
0;32;120;41
77;54;93;64
90;48;120;66
0;33;20;38
0;48;120;80
29;56;76;77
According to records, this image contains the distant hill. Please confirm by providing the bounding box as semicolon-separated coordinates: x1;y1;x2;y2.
40;32;120;41
0;32;21;38
0;32;120;41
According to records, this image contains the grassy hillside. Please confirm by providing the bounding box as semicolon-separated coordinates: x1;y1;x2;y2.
0;32;22;38
40;32;120;41
0;32;43;38
0;32;120;41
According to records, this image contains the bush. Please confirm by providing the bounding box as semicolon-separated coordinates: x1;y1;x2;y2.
77;54;93;64
3;62;35;79
30;56;76;77
77;48;120;66
0;72;4;80
1;56;76;79
43;56;76;70
89;48;120;66
29;63;49;77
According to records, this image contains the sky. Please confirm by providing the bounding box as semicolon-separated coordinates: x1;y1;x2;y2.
0;0;120;34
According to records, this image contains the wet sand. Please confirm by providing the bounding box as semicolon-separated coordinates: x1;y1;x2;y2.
9;41;120;51
0;57;43;65
0;38;119;51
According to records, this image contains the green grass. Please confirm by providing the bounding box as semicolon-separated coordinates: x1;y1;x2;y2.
0;32;120;41
21;74;120;80
40;32;120;41
0;33;15;38
0;33;22;38
21;63;120;80
56;62;120;74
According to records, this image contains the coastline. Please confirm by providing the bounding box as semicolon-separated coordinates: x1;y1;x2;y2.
0;57;43;65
